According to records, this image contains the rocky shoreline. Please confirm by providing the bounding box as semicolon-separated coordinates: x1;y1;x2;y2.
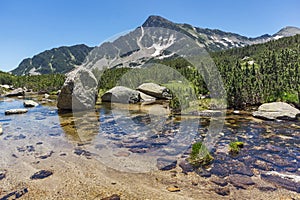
0;96;299;199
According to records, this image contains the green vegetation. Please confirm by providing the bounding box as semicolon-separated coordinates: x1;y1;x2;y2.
95;35;300;110
212;34;300;108
0;71;65;93
188;142;214;167
229;141;244;155
3;34;300;110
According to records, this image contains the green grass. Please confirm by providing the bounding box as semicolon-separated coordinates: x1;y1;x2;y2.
229;141;244;155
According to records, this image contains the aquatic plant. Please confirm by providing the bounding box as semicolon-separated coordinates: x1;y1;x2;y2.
229;141;244;155
188;142;214;167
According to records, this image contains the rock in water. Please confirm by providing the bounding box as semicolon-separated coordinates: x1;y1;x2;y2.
5;109;28;115
101;86;141;103
57;68;98;111
137;83;171;99
253;102;300;120
30;170;53;180
5;88;24;97
23;100;39;107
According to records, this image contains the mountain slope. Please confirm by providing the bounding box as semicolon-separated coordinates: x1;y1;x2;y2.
11;15;300;75
11;44;93;75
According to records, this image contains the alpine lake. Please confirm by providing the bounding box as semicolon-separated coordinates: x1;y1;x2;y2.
0;95;299;200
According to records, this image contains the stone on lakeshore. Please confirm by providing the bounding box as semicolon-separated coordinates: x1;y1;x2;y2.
23;100;39;107
137;83;171;99
5;109;28;115
253;102;300;120
101;86;141;103
57;67;98;111
5;88;24;97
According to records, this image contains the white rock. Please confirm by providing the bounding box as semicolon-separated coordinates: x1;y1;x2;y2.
253;102;300;120
23;100;39;107
5;109;28;115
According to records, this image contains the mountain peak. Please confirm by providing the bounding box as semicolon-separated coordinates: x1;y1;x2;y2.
142;15;175;28
274;26;300;37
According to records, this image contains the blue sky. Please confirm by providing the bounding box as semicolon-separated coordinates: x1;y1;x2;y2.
0;0;300;72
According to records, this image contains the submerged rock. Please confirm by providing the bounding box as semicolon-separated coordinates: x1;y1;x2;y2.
30;170;53;180
0;187;28;199
261;172;300;193
228;174;255;189
156;158;177;171
253;102;300;120
23;100;39;107
0;124;3;135
101;86;141;103
5;109;28;115
137;83;171;99
0;170;6;180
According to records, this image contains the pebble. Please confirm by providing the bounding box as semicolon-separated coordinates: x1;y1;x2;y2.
178;159;194;174
210;177;228;187
101;194;120;200
213;187;230;196
74;148;92;157
167;186;180;192
30;170;53;180
0;170;6;180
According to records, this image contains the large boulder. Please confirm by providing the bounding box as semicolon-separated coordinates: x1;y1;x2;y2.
57;68;98;111
137;83;171;99
5;88;24;97
101;86;141;103
253;102;300;120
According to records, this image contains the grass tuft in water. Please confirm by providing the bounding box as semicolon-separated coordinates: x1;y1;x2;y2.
188;142;214;167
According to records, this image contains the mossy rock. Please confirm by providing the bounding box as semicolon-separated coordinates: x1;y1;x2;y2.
188;142;214;167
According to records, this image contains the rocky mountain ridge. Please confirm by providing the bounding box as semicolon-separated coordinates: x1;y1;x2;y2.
11;15;300;75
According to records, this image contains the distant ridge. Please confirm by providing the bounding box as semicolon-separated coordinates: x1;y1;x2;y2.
11;15;300;75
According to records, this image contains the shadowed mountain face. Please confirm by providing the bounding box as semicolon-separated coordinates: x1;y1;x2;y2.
11;15;300;75
11;44;92;76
